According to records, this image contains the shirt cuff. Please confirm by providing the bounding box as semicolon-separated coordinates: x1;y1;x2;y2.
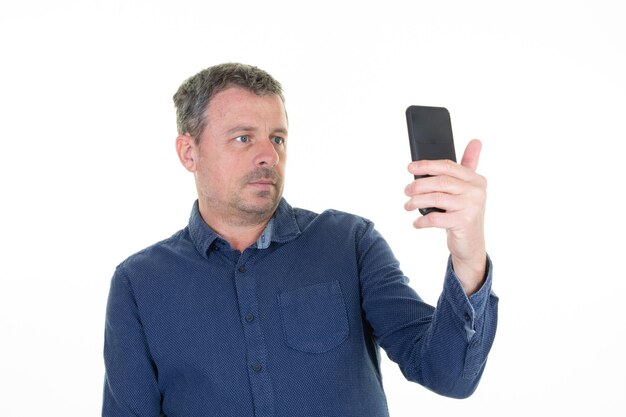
442;254;494;341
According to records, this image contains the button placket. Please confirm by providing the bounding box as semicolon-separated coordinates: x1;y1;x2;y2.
233;251;275;415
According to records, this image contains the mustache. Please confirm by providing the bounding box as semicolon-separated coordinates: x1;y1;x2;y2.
244;167;280;183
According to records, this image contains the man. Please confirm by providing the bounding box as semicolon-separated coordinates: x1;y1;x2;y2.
103;63;498;417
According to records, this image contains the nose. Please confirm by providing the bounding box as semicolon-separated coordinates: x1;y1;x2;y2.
254;138;280;167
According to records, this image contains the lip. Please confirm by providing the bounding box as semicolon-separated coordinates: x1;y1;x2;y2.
248;180;275;190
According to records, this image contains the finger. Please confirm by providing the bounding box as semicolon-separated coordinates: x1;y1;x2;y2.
405;174;467;197
412;210;456;229
408;159;476;182
460;139;482;171
404;192;466;213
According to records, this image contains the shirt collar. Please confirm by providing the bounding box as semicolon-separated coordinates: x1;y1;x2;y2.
188;198;301;258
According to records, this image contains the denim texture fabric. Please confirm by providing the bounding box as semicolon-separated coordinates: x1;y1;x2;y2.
103;199;498;417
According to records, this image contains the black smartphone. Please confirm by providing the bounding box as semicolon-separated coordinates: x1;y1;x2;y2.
405;105;457;215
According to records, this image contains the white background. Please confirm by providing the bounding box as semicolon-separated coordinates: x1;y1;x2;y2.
1;0;625;415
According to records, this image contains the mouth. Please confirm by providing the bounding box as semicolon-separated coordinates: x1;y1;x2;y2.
246;169;279;189
247;174;278;191
249;178;275;185
248;180;275;191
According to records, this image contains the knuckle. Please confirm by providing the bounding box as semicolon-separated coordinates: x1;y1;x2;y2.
427;211;444;227
477;173;488;189
480;187;487;204
433;191;444;207
469;184;485;201
438;174;450;191
462;212;474;226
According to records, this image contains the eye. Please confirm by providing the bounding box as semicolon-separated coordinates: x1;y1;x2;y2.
272;136;285;145
234;135;250;143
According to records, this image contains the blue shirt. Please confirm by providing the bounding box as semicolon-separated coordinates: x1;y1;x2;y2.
103;199;498;417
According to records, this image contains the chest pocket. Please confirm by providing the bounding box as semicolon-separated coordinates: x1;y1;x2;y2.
278;280;349;353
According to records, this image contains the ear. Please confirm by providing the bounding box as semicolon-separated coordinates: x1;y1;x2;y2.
176;134;197;172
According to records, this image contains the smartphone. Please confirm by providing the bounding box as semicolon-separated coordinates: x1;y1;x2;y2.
405;105;457;215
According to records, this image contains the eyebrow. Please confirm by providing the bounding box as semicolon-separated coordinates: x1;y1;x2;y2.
226;125;288;136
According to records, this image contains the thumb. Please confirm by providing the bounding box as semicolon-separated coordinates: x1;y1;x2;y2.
460;139;482;171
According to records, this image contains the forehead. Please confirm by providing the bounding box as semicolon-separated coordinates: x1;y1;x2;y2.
205;87;287;125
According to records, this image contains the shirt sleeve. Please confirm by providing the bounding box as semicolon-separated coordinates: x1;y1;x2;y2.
102;267;162;416
357;220;498;399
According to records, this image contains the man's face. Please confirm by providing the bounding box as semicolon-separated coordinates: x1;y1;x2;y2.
189;87;288;225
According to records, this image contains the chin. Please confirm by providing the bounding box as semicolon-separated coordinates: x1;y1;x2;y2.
239;195;280;216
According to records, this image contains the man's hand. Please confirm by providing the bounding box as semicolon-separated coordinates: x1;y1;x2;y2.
404;139;487;295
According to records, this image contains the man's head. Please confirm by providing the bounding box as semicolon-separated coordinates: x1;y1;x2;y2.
173;63;285;143
174;63;289;232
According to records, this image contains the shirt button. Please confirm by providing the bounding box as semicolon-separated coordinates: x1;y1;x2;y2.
245;313;255;323
251;363;263;372
464;313;471;321
238;266;246;273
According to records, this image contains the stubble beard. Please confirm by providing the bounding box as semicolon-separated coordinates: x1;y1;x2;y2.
229;167;283;225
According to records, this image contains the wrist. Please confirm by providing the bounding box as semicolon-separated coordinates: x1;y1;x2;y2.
451;253;487;296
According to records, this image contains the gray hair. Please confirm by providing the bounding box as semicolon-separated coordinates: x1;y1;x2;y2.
173;63;285;143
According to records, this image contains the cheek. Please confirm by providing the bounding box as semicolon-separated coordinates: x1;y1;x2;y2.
277;150;287;169
197;155;241;186
194;157;220;186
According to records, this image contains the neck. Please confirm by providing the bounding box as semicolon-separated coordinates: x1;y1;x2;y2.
198;203;272;252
